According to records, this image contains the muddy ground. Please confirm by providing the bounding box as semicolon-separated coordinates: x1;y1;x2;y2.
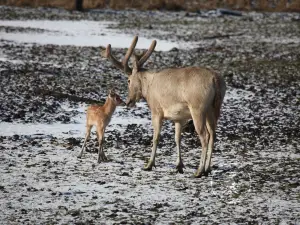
0;6;300;225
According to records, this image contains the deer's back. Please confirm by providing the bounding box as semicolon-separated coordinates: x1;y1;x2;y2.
146;66;224;119
86;105;110;127
151;66;218;102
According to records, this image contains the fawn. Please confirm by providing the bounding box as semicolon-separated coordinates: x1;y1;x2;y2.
78;90;124;163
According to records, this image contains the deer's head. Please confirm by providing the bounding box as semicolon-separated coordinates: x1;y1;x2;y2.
102;36;156;108
108;89;124;106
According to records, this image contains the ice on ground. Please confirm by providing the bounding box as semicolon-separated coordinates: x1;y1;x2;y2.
0;88;251;138
0;20;180;51
0;102;150;138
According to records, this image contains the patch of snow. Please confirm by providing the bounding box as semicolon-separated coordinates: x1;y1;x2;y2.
0;56;23;64
224;87;254;101
243;34;300;44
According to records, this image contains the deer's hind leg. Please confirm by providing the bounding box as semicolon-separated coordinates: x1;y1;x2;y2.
204;110;216;175
175;121;185;173
78;125;92;158
96;125;107;163
190;108;209;178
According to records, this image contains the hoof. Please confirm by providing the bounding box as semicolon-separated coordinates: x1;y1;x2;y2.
194;173;202;178
176;167;184;174
194;170;204;178
77;155;82;159
98;155;108;163
143;161;155;171
176;163;185;174
102;156;108;162
143;166;153;171
203;169;212;177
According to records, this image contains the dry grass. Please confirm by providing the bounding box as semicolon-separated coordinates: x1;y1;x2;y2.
83;0;105;9
0;0;299;12
0;0;75;10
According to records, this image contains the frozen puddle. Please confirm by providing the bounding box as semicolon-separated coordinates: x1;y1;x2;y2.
0;20;179;51
0;102;150;138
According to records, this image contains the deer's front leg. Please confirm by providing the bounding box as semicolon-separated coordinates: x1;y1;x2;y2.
175;121;185;173
144;115;162;171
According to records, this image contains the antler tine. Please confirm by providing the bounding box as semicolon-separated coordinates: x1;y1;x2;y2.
138;40;157;68
122;36;138;75
135;50;147;61
102;44;124;71
101;36;138;75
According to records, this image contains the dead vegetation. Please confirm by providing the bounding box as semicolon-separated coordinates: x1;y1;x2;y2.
0;0;76;10
0;0;300;12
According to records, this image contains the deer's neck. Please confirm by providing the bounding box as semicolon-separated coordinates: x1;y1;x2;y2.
139;71;155;101
103;97;116;116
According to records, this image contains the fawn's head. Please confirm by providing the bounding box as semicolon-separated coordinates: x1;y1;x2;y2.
108;89;124;106
102;36;156;108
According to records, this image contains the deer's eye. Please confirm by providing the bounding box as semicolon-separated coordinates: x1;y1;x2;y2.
128;80;130;84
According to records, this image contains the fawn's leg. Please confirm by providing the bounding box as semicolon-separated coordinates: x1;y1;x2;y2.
144;115;162;171
97;126;107;163
78;125;92;158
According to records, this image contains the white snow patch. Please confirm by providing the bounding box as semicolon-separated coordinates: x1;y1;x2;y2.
0;56;23;64
224;87;254;101
243;34;300;44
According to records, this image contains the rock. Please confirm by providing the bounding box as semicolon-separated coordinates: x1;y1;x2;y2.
12;134;19;140
20;209;27;214
68;209;81;217
95;181;106;185
120;172;130;177
217;8;242;17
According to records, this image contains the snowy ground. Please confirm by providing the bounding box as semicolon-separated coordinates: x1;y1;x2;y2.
0;6;299;224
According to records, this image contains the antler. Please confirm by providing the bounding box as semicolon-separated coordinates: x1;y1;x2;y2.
101;36;138;75
138;40;156;68
101;36;156;74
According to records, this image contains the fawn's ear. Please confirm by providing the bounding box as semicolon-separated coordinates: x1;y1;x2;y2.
108;89;116;97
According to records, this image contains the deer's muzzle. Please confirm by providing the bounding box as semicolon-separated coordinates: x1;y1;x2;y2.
126;99;135;108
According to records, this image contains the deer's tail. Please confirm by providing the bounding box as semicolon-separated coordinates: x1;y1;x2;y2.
213;72;222;122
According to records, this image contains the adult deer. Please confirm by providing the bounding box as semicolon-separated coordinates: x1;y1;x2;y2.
102;36;226;177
